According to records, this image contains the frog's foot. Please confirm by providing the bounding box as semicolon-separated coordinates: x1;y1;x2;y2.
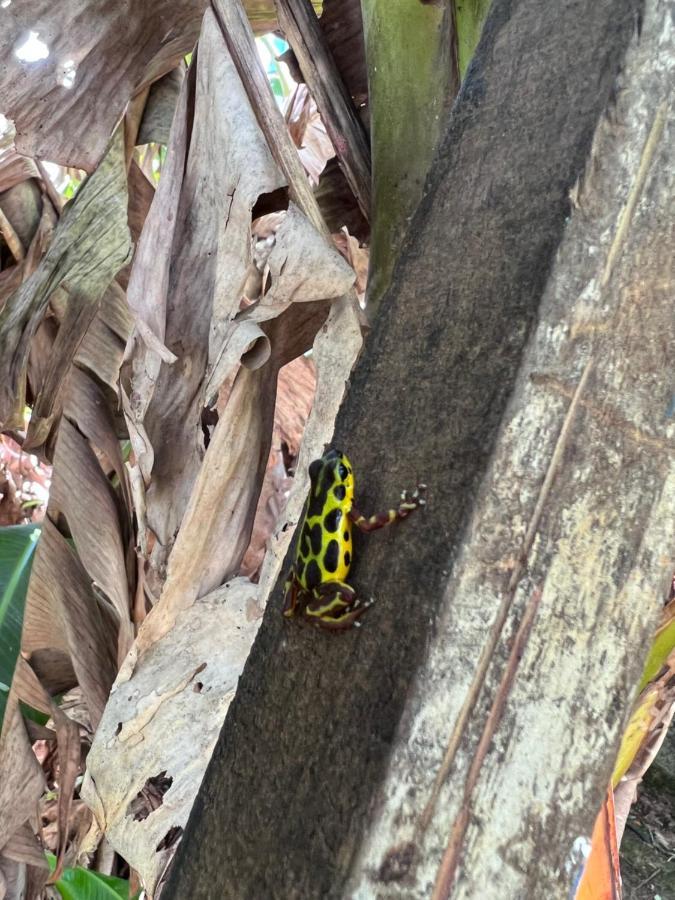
305;582;374;631
398;483;427;517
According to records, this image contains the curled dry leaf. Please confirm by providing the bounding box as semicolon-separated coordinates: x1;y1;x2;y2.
0;149;59;313
81;579;262;897
1;411;134;886
0;148;41;195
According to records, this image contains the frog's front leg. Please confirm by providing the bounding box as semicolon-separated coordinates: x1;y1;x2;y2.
304;581;374;631
349;483;427;533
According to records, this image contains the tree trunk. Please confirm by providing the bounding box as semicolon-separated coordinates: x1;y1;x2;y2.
163;0;673;897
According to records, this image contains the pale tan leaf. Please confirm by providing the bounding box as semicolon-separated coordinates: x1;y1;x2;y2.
116;161;156;292
284;84;336;186
25;287;109;453
11;658;53;719
0;855;27;900
72;318;127;394
332;227;369;303
155;364;277;618
0;129;132;428
81;579;262;897
93;281;135;345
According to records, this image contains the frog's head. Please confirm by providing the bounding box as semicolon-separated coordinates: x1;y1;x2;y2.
308;448;354;505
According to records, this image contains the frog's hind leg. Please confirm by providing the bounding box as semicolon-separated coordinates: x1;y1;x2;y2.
305;581;374;631
282;568;301;618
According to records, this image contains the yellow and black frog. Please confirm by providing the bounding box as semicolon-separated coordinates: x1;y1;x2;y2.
282;448;426;630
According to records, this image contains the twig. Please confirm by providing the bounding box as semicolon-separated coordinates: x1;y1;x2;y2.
632;851;675;893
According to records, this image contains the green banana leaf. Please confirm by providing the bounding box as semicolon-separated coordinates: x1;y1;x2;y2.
0;523;40;729
47;853;138;900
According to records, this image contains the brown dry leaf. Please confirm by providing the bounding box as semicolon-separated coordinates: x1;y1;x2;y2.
0;179;41;254
0;855;35;900
9;660;81;883
116;161;156;292
48;417;133;659
0;695;46;853
0;128;132;430
29;518;118;729
71;283;134;393
0;150;59;312
0;0;207;170
64;369;133;524
0;2;310;172
314;157;370;241
81;579;262;897
0;822;49;870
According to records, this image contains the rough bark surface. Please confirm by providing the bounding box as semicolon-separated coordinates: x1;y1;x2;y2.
349;0;673;895
164;0;650;897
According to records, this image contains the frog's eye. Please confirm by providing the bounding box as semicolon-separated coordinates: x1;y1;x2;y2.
338;463;349;481
309;459;323;481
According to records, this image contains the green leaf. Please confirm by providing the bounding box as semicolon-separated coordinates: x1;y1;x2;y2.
46;853;137;900
0;524;40;729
